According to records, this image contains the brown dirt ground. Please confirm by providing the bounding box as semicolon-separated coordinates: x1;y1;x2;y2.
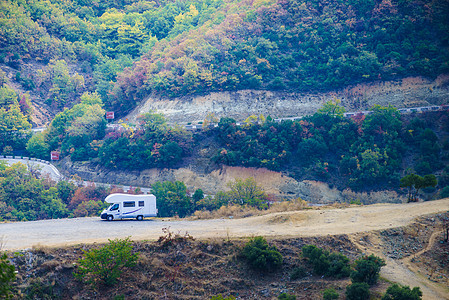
5;199;449;299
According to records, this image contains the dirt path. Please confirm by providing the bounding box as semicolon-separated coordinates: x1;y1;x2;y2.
349;227;448;300
400;230;448;299
2;198;448;298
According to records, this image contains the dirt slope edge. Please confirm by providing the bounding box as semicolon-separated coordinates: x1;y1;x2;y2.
2;199;448;298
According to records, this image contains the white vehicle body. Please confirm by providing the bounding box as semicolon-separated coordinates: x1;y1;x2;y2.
100;193;157;221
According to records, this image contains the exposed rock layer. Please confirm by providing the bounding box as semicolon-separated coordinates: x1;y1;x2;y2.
56;159;405;204
127;75;449;124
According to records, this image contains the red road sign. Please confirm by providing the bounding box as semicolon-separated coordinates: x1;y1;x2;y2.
106;111;115;119
50;151;60;161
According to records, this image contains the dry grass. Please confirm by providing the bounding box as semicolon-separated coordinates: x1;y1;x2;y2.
341;188;407;205
190;198;309;220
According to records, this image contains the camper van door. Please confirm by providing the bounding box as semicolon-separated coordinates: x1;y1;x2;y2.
109;202;121;219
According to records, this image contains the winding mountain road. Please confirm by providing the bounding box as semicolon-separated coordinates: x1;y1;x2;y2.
0;158;152;193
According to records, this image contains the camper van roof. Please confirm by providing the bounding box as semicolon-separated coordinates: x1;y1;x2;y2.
104;193;155;203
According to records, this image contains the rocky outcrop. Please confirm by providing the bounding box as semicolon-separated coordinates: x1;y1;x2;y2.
56;158;407;204
127;75;449;124
56;158;336;203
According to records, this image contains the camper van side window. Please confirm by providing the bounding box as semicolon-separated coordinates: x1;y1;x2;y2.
110;204;119;211
123;201;135;207
139;201;144;207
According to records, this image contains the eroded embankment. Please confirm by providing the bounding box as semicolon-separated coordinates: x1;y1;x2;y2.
6;209;448;299
127;75;449;124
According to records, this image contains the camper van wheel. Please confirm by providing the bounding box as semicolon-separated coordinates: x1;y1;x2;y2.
136;215;143;221
107;215;114;221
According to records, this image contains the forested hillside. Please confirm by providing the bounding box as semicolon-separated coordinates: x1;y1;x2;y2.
1;0;449;221
1;0;448;116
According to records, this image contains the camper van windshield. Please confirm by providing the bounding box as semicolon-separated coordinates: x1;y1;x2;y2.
110;203;119;211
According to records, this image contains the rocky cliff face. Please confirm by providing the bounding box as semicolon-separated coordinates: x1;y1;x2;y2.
56;158;406;204
126;75;449;124
56;158;336;203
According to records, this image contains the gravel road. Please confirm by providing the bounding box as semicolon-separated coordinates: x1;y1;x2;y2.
2;198;448;251
2;198;448;299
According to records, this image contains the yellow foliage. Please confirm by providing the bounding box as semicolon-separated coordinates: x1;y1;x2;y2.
253;0;276;8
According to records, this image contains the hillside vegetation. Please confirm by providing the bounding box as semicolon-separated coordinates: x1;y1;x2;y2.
0;0;448;116
1;0;449;222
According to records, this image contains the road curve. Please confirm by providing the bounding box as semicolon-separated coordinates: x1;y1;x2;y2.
1;158;63;182
0;158;152;193
2;198;448;251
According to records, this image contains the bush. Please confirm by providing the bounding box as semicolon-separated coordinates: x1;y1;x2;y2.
327;253;351;278
242;236;283;272
74;237;138;287
440;186;449;199
382;284;422;300
351;254;386;285
301;245;350;278
0;252;15;299
323;288;339;300
210;295;236;300
290;266;307;280
346;282;370;300
302;245;329;275
278;293;296;300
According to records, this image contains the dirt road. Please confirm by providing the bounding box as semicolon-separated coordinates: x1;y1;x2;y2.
2;198;448;299
1;198;447;251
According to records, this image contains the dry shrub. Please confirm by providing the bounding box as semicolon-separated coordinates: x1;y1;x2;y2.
31;244;52;255
341;188;406;205
192;205;258;220
367;190;406;204
157;227;195;248
330;202;350;209
40;259;60;271
192;199;308;220
267;198;308;213
136;253;153;272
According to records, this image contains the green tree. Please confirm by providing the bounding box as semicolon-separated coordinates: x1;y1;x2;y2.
0;104;31;151
345;282;370;300
302;245;350;278
0;85;18;107
242;236;283;272
318;99;346;118
0;252;15;299
363;105;401;136
440;186;449;199
400;174;438;202
323;288;339;300
210;295;236;300
351;254;385;285
382;284;422;300
74;237;138;287
0;162;68;221
227;177;268;209
192;188;204;203
278;293;296;300
26;132;50;159
56;180;77;205
158;141;183;167
46;92;106;160
151;181;192;217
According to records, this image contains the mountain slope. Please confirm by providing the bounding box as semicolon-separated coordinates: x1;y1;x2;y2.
110;0;449;114
1;0;448;117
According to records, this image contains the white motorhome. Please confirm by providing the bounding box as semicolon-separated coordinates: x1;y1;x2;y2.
100;193;157;221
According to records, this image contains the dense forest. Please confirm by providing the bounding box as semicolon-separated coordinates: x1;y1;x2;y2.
25;101;449;195
1;0;449;221
0;0;448;115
